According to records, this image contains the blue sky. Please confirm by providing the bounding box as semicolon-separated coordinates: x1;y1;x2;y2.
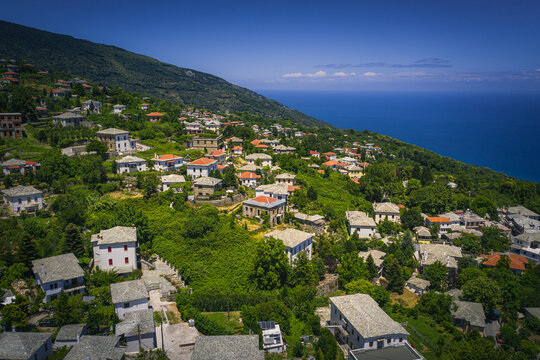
2;0;540;91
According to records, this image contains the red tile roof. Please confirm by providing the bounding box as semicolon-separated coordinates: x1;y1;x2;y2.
255;144;269;148
481;253;528;271
1;77;18;82
426;217;452;223
153;154;181;161
231;146;243;151
146;112;163;117
250;139;262;146
238;171;261;179
317;170;325;174
207;149;225;156
324;152;336;156
217;165;226;169
309;150;319;155
189;158;217;165
3;71;18;75
82;83;91;88
251;196;277;203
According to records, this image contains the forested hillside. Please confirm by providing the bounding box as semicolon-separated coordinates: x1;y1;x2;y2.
0;20;325;127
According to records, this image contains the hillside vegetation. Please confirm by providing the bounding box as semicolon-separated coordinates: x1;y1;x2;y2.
0;20;325;127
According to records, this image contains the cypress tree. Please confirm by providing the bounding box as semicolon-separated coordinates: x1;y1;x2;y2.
18;233;38;268
63;223;84;257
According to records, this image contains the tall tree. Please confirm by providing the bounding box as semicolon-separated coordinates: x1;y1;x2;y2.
423;261;449;291
18;232;38;268
290;252;318;287
365;254;378;279
63;223;84;257
251;237;289;290
383;254;406;294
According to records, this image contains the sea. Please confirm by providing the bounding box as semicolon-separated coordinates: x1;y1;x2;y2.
258;90;540;182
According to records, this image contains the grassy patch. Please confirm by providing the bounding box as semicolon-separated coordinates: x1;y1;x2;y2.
0;137;51;160
200;311;244;335
390;288;420;308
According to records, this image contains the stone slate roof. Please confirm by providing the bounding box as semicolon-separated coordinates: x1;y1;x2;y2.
445;288;463;299
116;309;155;337
2;185;42;197
32;253;84;284
438;212;461;223
358;249;386;267
346;211;376;227
2;158;26;166
331;294;409;339
193;176;222;187
275;173;295;180
161;174;186;183
246;153;272;160
0;332;53;359
293;212;325;224
56;324;87;342
451;301;486;328
110;279;148;304
115;155;145;164
406;275;430;290
96;128;128;135
53;112;85;119
265;228;313;248
256;183;288;195
417;244;462;268
350;343;423;360
414;226;431;238
239;164;262;172
192;335;264;360
64;336;124;360
373;202;400;214
525;307;540;320
91;226;137;245
508;206;539;218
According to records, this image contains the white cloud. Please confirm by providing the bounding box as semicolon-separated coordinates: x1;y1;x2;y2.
282;70;328;78
283;72;303;78
333;71;348;77
307;70;327;78
363;72;378;77
536;69;540;72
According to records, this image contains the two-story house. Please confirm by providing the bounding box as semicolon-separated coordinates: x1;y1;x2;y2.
265;228;313;265
113;104;127;114
511;232;539;264
246;153;272;167
0;332;53;360
96;128;137;154
151;154;183;172
275;173;295;186
0;113;23;139
2;158;40;175
32;253;86;302
425;217;453;237
52;112;87;127
192;176;222;198
2;186;43;214
243;196;285;226
115;309;156;353
192;135;223;151
116;155;147;174
373;202;401;224
346;211;377;238
187;158;218;178
91;226;138;274
238;171;261;188
110;279;149;319
205;149;226;164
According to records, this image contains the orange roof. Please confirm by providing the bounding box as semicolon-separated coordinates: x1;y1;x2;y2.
323;160;339;166
251;196;277;203
217;165;226;169
3;71;18;75
153;154;181;161
359;162;370;167
426;217;452;223
250;139;262;146
141;103;149;106
255;144;269;148
482;253;528;271
82;83;91;88
1;77;18;82
189;158;216;165
324;152;336;156
35;107;47;111
52;89;64;93
288;185;300;192
238;171;261;179
207;149;225;156
317;170;325;174
352;178;360;184
231;146;243;151
309;150;319;155
146;112;163;116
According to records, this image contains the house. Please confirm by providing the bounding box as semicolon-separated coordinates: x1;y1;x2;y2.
275;173;296;186
273;144;296;154
251;139;262;146
192;177;222;198
246;153;272;167
451;301;486;335
0;332;53;360
507;206;539;221
91;226;138;274
206;149;227;164
52;89;67;98
255;184;289;201
0;113;23;138
255;143;269;150
146;112;163;122
112;104;126;114
115;155;147;174
329;294;409;352
52;112;88;127
82;100;102;113
293;212;325;229
415;244;462;287
187;158;218;178
347;164;363;178
511;232;539;264
346;211;377;238
524;308;540;321
0;76;19;85
438;212;462;226
266;228;313;265
349;344;423;360
405;275;430;295
258;321;285;353
323;152;337;160
110;279;149;319
310;150;320;158
481;253;528;275
32;253;85;302
96;128;137;154
322;160;349;170
151;154;184;172
192;135;223;151
64;336;125;360
161;174;186;191
2;71;18;78
414;226;432;243
184;121;204;134
358;249;386;276
425;217;453;237
373;202;401;224
238;171;261;188
2;186;43;214
1;289;15;306
141;103;150;111
192;335;264;360
2;159;40;175
115;309;156;353
205;120;221;132
461;212;485;228
243;196;286;226
506;214;540;235
239;164;262;172
231;145;243;156
54;324;87;349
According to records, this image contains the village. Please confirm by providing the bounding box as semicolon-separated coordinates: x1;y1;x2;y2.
0;59;539;360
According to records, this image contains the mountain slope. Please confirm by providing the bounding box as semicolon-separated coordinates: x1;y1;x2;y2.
0;20;326;127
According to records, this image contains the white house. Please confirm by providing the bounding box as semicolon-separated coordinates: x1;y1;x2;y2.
32;253;86;303
238;171;261;188
258;322;286;353
2;185;43;214
82;100;102;113
373;202;401;224
141;103;150;111
231;145;243;156
0;332;53;360
115;309;156;354
265;228;313;265
329;294;409;351
91;226;138;274
161;174;186;191
246;153;272;167
2;158;40;175
116;155;147;174
111;280;149;319
187;158;218;178
275;173;295;186
425;217;453;237
112;104;126;114
346;211;377;238
511;232;540;264
151;154;183;172
358;249;386;276
255;184;289;201
96;128;137;154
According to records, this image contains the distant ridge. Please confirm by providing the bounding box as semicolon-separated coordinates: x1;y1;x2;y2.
0;20;327;127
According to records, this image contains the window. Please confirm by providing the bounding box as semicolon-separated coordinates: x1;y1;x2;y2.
124;302;130;308
387;339;391;344
125;257;129;264
18;198;22;204
109;259;113;266
399;338;403;342
44;342;48;351
108;246;112;253
369;341;373;347
124;245;128;251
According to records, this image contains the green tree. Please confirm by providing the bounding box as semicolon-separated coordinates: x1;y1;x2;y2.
459;267;485;287
0;303;29;329
18;232;38;267
55;291;73;326
251;237;289;290
420;166;433;186
365;254;378;279
423;261;449;291
344;279;390;307
307;186;318;201
416;291;452;323
400;207;424;230
86;140;108;155
481;226;509;252
290;252;318;287
138;173;159;199
336;253;368;286
462;276;501;314
383;254;406;293
63;223;84;257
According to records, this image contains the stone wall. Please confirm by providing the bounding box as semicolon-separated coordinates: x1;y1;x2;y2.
317;273;339;297
195;193;245;207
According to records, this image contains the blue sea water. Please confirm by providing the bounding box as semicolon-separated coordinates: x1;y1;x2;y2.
258;90;540;182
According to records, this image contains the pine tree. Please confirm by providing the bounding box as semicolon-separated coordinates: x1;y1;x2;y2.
366;254;378;279
18;233;38;268
384;254;405;294
63;223;84;257
55;291;72;326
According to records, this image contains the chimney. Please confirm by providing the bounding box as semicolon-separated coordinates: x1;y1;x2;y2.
77;334;80;342
41;264;45;275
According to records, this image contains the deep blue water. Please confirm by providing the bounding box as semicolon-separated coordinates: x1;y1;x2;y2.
258;90;540;182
